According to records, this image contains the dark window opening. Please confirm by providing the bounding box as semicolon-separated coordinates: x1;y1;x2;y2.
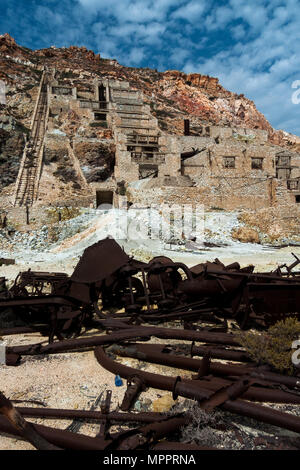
251;158;263;170
139;164;158;179
223;157;236;168
295;195;300;203
276;155;291;167
98;84;106;102
94;113;106;121
96;190;113;209
52;87;72;95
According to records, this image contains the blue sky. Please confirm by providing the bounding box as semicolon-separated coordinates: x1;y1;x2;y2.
1;0;300;135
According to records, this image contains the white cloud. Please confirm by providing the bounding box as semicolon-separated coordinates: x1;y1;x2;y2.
172;1;208;22
127;47;145;64
169;47;190;66
78;0;183;23
231;24;246;40
205;6;234;30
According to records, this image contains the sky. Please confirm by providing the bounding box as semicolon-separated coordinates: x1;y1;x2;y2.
1;0;300;135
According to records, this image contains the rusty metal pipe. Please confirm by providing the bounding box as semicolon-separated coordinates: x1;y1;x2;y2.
124;343;300;390
0;326;42;336
205;269;300;282
15;407;170;423
117;416;189;450
95;346;300;434
0;415;111;450
7;325;238;358
191;343;252;363
120;376;145;411
7;327;157;356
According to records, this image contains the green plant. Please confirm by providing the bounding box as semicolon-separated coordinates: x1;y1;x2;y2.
236;317;300;374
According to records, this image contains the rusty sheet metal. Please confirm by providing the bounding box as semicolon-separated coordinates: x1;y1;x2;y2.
246;282;300;316
71;238;130;283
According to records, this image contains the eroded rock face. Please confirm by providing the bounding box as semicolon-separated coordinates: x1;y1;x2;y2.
74;141;115;182
0;33;18;54
157;70;274;135
231;226;260;244
0;115;26;189
0;33;290;142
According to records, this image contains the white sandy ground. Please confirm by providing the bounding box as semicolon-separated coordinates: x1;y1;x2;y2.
1;209;300;449
1;208;299;281
0;207;298;284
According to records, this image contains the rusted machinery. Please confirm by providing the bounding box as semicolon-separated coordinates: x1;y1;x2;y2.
2;239;300;450
1;238;300;342
90;243;300;329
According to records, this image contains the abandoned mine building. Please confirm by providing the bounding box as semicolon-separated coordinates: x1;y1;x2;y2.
11;67;300;211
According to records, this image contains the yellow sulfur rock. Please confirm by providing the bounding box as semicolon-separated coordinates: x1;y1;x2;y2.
152;394;176;412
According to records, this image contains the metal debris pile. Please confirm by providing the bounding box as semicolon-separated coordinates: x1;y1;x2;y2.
1;238;300;450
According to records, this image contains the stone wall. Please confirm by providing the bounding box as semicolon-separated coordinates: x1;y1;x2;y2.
129;176;288;210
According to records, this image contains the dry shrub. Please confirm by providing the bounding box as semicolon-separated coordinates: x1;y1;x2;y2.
46;206;81;224
236;317;300;374
169;400;222;447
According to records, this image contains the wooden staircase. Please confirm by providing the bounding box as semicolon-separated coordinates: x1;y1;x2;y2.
14;72;48;206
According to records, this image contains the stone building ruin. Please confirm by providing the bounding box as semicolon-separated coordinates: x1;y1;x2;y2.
12;68;300;211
